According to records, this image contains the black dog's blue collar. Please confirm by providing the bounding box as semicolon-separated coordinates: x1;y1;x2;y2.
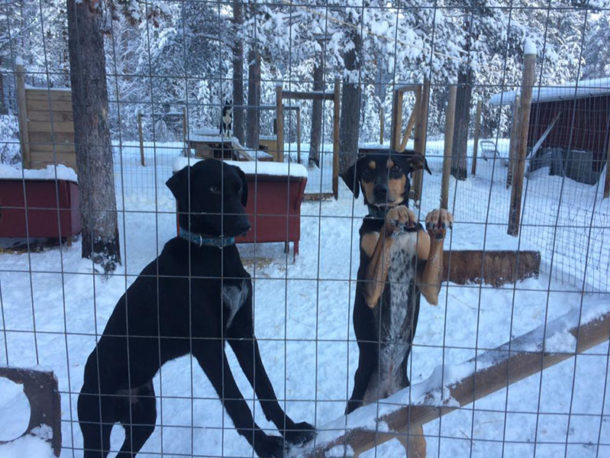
179;227;235;248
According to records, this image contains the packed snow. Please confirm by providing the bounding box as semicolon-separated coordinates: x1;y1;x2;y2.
0;141;608;457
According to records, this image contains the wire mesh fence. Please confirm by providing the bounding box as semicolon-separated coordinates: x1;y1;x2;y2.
0;1;609;457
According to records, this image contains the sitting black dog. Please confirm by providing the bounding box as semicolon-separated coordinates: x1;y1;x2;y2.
78;159;314;457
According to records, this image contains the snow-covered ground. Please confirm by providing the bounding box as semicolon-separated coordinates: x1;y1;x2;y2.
0;141;609;457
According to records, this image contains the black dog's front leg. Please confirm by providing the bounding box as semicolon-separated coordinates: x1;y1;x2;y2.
193;341;284;458
229;307;315;445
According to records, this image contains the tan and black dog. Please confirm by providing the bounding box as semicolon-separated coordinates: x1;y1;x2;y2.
343;148;452;455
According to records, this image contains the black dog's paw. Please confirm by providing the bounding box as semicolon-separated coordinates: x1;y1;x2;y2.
345;399;362;415
284;421;315;445
254;434;285;458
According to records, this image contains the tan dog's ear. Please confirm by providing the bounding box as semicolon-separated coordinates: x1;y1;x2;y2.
399;149;431;174
341;161;360;198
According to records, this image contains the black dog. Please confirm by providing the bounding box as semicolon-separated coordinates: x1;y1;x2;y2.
342;149;452;455
78;159;314;457
220;99;233;137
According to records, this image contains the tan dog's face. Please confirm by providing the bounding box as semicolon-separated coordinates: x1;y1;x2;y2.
358;157;408;207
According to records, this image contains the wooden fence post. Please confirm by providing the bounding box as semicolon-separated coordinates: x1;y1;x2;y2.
413;78;430;204
604;131;610;199
296;107;301;164
508;42;537;236
15;64;31;168
471;100;482;176
390;89;404;151
332;77;341;199
506;95;521;187
182;106;188;146
137;112;145;166
441;85;457;210
276;85;284;163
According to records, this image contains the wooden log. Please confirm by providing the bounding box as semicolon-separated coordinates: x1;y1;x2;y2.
508;45;536;236
304;308;610;457
413;78;430;204
332;77;341;199
443;250;540;286
471;100;482;176
16;64;31;167
276;85;284;163
441;85;457;210
282;90;334;101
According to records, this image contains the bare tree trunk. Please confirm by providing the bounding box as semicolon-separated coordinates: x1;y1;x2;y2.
232;1;245;145
309;59;323;167
451;65;472;180
67;0;120;272
339;31;362;174
246;48;260;150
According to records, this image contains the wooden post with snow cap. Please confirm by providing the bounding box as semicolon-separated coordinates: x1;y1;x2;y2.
15;63;31;168
440;85;457;210
508;40;536;236
276;84;284;163
507;94;521;188
137;112;145;166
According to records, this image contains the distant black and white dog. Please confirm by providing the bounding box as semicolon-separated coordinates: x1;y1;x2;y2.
220;99;233;137
78;159;314;457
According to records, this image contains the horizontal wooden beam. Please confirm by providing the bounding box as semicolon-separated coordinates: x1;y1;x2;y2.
282;90;334;101
395;84;421;94
304;308;610;457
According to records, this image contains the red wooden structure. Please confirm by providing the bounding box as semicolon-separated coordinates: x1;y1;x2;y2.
0;179;81;239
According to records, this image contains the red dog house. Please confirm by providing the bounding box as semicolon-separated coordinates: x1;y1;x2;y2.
0;166;81;239
173;159;307;255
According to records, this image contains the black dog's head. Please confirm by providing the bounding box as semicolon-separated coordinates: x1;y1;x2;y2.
167;159;250;237
342;149;430;209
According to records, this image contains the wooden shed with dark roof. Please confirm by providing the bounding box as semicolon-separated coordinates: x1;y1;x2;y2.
489;77;610;186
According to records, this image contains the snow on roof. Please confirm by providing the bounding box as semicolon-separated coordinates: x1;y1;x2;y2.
488;76;610;106
0;164;78;182
173;157;308;179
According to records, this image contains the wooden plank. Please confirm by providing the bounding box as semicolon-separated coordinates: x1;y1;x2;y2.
441;85;457;210
26;88;72;103
412;78;430;204
390;89;403;150
27;110;73;122
282;90;334;101
28;121;75;134
508;49;537;236
29;131;74;145
398;86;420;152
28;143;75;153
27;98;73;113
471;100;482;176
305;309;610;457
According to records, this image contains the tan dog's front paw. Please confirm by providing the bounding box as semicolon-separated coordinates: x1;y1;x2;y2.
385;205;417;234
425;209;453;240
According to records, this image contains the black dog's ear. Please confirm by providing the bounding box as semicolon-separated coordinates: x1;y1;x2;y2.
401;149;431;175
236;167;248;207
166;165;191;202
341;161;360;198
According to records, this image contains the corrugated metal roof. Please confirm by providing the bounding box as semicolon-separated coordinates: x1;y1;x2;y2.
488;77;610;106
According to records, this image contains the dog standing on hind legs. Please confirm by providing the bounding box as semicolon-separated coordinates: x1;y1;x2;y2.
78;159;314;457
343;149;453;457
